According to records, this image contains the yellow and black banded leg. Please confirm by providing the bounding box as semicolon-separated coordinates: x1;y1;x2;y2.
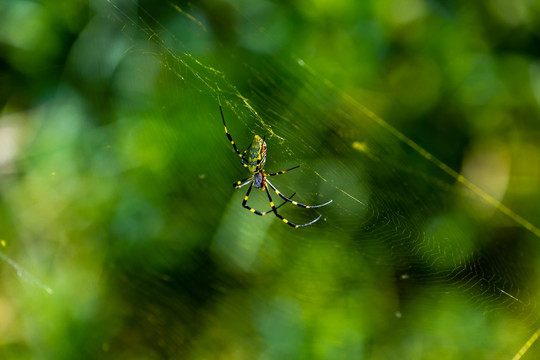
233;176;254;189
220;105;249;168
260;192;295;215
241;183;263;215
265;179;333;209
241;183;295;215
266;165;300;177
242;183;279;216
264;187;322;228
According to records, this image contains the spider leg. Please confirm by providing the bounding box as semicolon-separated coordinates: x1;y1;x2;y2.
220;105;249;169
240;182;295;216
265;179;333;209
266;165;300;177
259;192;296;215
241;182;273;216
264;187;322;228
241;149;248;167
233;176;253;189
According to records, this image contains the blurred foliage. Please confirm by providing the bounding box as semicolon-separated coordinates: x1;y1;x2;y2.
1;0;540;359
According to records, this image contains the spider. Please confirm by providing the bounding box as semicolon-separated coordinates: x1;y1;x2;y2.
220;104;332;228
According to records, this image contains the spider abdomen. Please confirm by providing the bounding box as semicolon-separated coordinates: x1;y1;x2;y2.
253;172;266;190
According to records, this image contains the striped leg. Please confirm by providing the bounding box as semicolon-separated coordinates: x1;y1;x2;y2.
265;179;333;209
264;187;322;228
233;176;253;189
220;105;249;168
241;183;295;216
259;192;295;215
266;165;300;177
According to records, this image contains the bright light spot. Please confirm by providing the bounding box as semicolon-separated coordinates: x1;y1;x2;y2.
0;240;6;247
389;0;427;25
489;0;528;26
0;124;20;169
461;142;510;209
0;297;15;334
352;141;368;152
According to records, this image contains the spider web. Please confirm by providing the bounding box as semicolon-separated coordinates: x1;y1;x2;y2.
102;1;540;358
1;0;539;358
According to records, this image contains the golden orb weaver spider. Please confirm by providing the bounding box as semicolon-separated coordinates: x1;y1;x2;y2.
220;104;332;228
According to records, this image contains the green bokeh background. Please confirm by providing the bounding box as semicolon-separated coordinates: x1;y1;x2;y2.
1;0;540;359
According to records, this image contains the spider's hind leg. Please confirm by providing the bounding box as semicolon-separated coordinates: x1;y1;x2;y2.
264;188;322;228
265;179;333;209
240;182;295;216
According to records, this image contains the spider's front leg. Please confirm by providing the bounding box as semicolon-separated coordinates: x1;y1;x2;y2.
220;105;249;169
233;176;253;189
